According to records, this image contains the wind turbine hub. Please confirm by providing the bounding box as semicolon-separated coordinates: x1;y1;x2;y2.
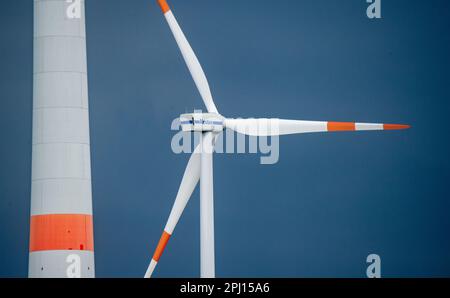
180;113;225;132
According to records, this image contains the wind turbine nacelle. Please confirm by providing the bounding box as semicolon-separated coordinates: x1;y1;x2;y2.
180;113;224;132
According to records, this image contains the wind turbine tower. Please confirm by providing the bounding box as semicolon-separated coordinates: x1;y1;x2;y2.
29;0;95;277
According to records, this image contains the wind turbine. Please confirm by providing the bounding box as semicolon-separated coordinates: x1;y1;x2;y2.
145;0;409;278
30;0;94;277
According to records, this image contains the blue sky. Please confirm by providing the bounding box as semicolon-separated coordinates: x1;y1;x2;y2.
1;0;449;277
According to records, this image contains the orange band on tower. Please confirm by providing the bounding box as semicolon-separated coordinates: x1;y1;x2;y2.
327;122;356;131
152;231;171;262
157;0;170;14
383;124;410;130
29;214;94;252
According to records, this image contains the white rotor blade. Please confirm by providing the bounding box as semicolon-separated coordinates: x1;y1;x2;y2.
144;144;201;278
224;118;410;136
157;0;218;114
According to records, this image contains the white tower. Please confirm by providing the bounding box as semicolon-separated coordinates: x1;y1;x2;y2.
29;0;95;278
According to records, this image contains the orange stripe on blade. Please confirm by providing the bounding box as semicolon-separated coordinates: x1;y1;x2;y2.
29;214;94;252
157;0;170;14
152;231;171;262
327;122;356;131
383;124;411;130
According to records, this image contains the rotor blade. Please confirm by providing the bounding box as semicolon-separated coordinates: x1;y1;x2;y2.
224;118;410;136
144;144;201;278
157;0;219;114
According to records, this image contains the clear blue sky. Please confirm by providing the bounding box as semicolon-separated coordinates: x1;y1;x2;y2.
1;0;449;277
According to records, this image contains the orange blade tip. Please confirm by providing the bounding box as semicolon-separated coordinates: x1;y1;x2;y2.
152;231;171;262
157;0;171;14
383;124;411;130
